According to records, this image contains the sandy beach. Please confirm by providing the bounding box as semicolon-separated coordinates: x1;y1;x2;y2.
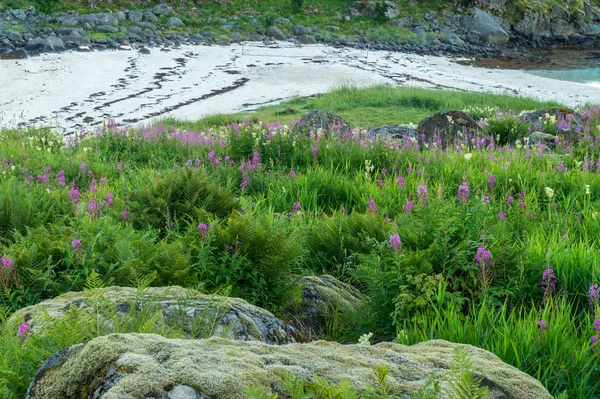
1;42;599;134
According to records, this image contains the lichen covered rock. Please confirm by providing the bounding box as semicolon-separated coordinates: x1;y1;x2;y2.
9;286;299;344
26;334;552;399
292;275;365;335
292;110;351;136
417;110;483;145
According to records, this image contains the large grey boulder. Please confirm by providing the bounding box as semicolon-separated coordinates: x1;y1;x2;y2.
153;4;173;16
267;26;285;40
368;125;419;141
59;34;90;47
60;17;80;27
83;13;119;27
97;25;119;33
348;1;400;19
26;334;552;399
418;110;484;145
9;286;300;345
143;10;158;22
292;110;351;136
461;8;508;44
514;10;551;38
579;22;600;36
26;37;64;53
127;10;143;22
168;17;185;28
291;275;365;336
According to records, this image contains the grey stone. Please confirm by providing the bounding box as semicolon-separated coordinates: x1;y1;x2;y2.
168;385;205;399
274;17;291;25
293;25;312;36
0;21;4;31
135;22;157;31
348;1;400;19
139;47;151;54
417;110;484;145
97;25;119;33
115;11;126;22
439;28;465;46
23;32;34;41
410;25;427;37
128;25;142;34
10;9;26;21
127;10;143;22
392;17;412;28
46;36;65;52
297;35;317;44
153;4;173;16
324;25;340;31
514;10;551;38
527;132;557;149
7;30;22;42
26;37;54;53
267;26;285;40
551;19;577;37
292;110;351;135
60;17;80;27
143;11;158;22
9;286;300;345
368;125;419;141
26;335;553;399
59;34;90;46
57;27;84;36
168;17;185;28
83;12;119;27
579;22;600;36
0;47;27;59
461;8;508;44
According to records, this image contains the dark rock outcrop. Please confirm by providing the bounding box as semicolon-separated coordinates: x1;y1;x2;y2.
292;110;351;136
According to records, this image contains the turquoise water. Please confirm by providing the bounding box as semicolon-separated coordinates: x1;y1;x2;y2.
527;67;600;87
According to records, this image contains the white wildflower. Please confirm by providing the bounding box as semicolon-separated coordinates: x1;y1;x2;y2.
585;185;591;195
545;187;555;199
358;332;373;346
464;153;472;161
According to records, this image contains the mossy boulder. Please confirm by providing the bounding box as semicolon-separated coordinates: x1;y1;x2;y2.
518;107;584;140
290;275;365;336
417;110;484;146
26;334;552;399
292;110;351;136
9;286;300;344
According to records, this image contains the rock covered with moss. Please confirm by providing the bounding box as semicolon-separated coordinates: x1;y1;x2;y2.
292;110;351;136
26;334;551;399
9;286;300;344
291;275;365;336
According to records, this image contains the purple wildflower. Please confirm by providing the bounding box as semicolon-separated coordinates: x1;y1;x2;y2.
71;239;82;249
457;182;469;204
389;233;402;252
106;193;114;207
367;199;377;214
590;284;600;305
404;200;414;214
56;170;66;187
507;196;514;205
475;247;492;269
121;209;130;220
537;320;548;330
541;269;557;292
292;202;301;212
2;257;13;269
397;176;405;189
488;175;496;186
498;212;507;220
69;188;80;203
557;163;568;172
591;336;598;345
18;323;32;341
290;170;296;179
416;185;428;205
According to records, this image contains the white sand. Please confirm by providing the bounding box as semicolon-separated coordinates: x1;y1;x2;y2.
1;42;599;134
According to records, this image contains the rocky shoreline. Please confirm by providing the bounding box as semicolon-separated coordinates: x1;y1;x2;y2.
1;2;600;62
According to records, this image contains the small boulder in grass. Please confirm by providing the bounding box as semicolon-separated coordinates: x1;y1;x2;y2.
292;110;351;136
518;107;584;140
417;110;484;146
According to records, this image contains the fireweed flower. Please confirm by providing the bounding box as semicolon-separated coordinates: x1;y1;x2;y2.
366;199;377;214
591;336;598;345
117;162;123;171
121;209;130;220
557;163;567;172
404;200;414;214
593;320;600;331
18;323;32;341
457;182;469;204
71;239;82;249
475;247;492;270
69;188;80;203
80;162;87;172
165;220;174;229
537;320;548;330
56;170;66;187
397;176;405;189
416;185;428;205
507;196;514;205
292;202;301;212
481;195;490;204
590;284;600;306
487;175;496;186
497;212;507;220
290;170;296;179
106;193;114;207
389;233;402;252
2;257;13;269
541;269;557;292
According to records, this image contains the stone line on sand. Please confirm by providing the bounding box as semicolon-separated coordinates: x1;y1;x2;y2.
1;43;598;134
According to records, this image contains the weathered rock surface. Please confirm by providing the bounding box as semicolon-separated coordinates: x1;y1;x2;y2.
461;8;509;44
417;110;483;144
368;125;419;141
348;1;400;20
518;107;584;136
292;275;365;335
527;131;557;148
26;334;552;399
292;110;351;135
9;286;299;344
267;26;285;40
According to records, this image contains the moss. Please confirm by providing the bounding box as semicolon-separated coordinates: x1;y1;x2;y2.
28;334;552;399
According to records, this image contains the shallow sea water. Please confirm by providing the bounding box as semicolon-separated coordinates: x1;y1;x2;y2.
527;67;600;87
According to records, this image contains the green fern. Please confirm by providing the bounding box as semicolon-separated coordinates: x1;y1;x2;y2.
444;348;490;399
84;270;104;291
243;387;278;399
